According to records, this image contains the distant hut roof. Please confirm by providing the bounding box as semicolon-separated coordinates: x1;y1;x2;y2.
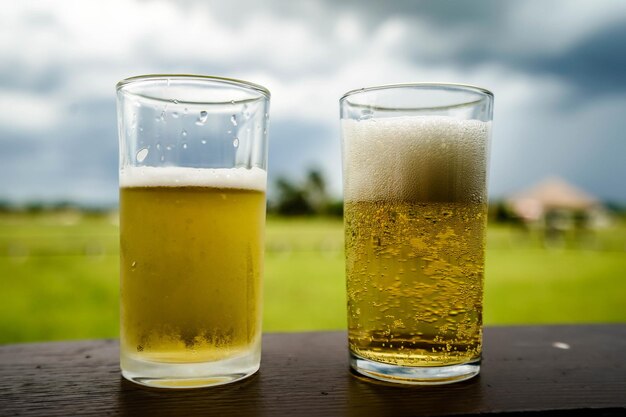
507;177;599;220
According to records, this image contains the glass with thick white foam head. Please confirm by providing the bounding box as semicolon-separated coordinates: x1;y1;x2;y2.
340;83;493;385
116;75;270;388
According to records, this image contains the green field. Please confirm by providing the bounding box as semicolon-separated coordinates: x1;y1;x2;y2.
1;213;625;344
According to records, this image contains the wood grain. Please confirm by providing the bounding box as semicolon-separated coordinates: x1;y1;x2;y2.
1;325;625;416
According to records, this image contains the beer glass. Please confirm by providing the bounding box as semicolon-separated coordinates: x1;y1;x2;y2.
116;75;270;388
340;83;493;384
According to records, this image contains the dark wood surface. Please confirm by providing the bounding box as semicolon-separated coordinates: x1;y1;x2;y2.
1;325;625;416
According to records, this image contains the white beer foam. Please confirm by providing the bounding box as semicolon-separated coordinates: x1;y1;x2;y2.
342;116;491;202
120;166;267;191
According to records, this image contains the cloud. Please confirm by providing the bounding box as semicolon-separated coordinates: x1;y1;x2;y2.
528;22;626;94
0;92;65;132
1;0;626;204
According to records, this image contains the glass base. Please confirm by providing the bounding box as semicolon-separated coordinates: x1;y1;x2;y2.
121;350;260;389
350;352;480;385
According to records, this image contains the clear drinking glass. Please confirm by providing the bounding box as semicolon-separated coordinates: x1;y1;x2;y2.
116;75;270;388
340;83;493;384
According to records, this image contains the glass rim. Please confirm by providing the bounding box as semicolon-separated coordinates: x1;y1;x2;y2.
340;82;493;111
116;74;271;104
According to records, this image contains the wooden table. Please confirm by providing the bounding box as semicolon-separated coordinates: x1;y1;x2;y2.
1;325;625;416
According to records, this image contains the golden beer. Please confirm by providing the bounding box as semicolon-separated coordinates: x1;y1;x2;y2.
345;200;486;366
342;113;491;381
119;168;265;367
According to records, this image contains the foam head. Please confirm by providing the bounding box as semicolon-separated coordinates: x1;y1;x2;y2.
119;166;267;191
342;116;491;203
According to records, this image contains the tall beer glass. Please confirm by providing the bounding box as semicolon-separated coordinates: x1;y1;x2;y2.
116;75;270;388
340;83;493;384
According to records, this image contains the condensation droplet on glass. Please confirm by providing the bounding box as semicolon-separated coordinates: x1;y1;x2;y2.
160;155;165;162
139;126;144;132
182;143;188;149
156;142;161;150
201;139;207;144
265;112;269;119
230;115;238;126
183;107;188;115
172;111;179;118
166;145;172;151
359;109;373;120
230;100;236;105
166;79;170;87
233;137;240;148
227;129;232;134
136;148;149;163
159;111;166;122
131;261;137;268
181;129;187;137
195;110;208;126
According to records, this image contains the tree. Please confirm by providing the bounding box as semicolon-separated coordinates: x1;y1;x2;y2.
272;168;337;216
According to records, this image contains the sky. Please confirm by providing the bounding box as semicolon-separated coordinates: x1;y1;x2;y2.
1;0;626;206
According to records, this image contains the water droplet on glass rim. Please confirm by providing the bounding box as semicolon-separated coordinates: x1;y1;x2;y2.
172;99;179;104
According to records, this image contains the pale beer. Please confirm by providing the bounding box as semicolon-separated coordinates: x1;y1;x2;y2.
119;167;265;371
117;74;270;388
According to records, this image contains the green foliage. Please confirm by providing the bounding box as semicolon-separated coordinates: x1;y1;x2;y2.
1;213;625;344
270;168;342;216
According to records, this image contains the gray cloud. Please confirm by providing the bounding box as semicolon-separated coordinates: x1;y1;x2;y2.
532;22;626;95
1;0;626;205
267;119;340;195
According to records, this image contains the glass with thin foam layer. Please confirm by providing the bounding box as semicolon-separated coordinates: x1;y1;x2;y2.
116;75;270;388
340;83;493;385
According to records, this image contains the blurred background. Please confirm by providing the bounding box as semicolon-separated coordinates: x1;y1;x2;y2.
1;0;625;343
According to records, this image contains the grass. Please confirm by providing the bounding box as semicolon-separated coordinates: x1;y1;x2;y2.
1;213;625;344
